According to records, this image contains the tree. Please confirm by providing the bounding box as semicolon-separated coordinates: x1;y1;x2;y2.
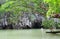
0;0;46;24
44;0;60;18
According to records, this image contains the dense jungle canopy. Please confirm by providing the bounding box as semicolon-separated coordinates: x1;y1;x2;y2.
0;0;47;23
0;0;60;25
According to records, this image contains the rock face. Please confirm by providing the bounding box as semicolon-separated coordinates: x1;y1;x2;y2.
0;12;44;29
17;13;44;29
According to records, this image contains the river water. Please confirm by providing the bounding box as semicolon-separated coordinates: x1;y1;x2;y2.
0;29;60;39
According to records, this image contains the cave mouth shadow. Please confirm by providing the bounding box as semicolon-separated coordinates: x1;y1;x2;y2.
32;22;43;29
2;24;13;29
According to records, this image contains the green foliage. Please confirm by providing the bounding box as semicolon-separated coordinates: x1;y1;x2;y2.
0;0;47;14
42;19;55;28
44;0;60;18
0;0;46;23
55;22;60;29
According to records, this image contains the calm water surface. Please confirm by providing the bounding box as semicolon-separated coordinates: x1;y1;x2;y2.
0;29;60;39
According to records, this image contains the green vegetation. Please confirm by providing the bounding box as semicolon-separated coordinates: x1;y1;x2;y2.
0;0;60;29
44;0;60;18
0;0;47;24
42;19;55;28
42;0;60;28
